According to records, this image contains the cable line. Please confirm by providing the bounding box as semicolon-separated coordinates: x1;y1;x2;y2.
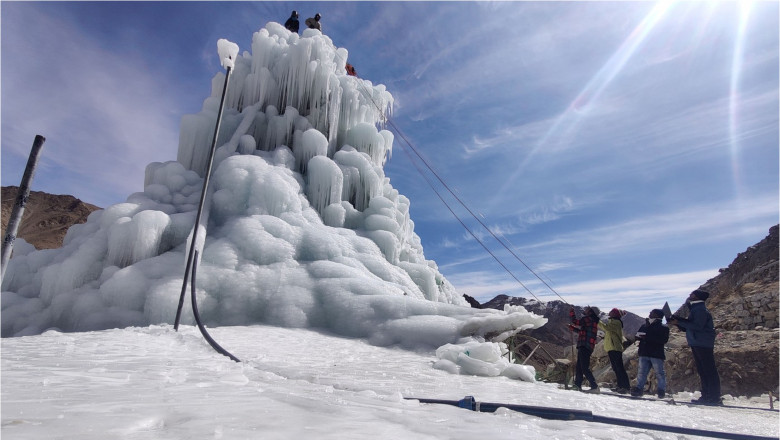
348;73;568;304
389;117;567;303
397;134;541;301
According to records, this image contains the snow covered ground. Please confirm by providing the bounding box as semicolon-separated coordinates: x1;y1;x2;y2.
3;325;777;439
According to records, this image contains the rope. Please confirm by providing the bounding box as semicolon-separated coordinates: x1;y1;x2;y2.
398;139;539;300
344;65;568;304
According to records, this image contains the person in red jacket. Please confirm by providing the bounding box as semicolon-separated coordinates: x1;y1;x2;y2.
569;306;601;393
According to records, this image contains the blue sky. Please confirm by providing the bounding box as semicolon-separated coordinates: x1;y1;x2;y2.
2;1;778;315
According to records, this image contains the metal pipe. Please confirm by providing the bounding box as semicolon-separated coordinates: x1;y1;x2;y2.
174;66;232;330
1;135;46;283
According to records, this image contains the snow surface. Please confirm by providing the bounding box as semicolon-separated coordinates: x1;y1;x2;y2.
2;325;777;439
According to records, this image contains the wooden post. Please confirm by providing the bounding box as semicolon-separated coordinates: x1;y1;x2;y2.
1;135;46;283
522;343;541;365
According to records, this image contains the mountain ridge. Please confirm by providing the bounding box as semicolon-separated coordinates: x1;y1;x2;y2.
1;186;100;250
477;225;779;397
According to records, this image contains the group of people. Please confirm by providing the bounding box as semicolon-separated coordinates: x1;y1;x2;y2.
284;10;321;33
283;11;356;78
569;289;721;405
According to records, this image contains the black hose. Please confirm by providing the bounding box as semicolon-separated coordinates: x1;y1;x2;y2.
589;414;776;440
174;64;233;330
190;250;240;362
407;396;776;440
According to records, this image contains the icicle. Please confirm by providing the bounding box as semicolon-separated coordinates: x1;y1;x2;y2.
345;123;391;166
237;135;256;155
265;107;299;151
306;155;343;218
294;128;328;174
333;147;381;212
106;211;171;268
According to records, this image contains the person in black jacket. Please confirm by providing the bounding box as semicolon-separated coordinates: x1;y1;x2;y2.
631;309;670;398
284;10;300;33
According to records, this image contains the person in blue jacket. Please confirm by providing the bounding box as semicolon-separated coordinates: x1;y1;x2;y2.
284;11;300;33
669;289;721;405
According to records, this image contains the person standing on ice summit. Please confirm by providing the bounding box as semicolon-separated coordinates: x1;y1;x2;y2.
598;308;631;394
284;10;300;33
669;289;721;405
306;13;322;31
569;306;601;393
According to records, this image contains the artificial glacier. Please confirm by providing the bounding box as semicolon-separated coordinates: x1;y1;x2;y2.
1;23;546;356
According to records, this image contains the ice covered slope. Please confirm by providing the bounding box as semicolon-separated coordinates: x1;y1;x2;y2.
2;23;543;346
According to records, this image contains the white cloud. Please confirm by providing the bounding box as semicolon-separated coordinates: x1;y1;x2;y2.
519;193;779;262
450;267;718;317
557;269;719;315
1;5;184;207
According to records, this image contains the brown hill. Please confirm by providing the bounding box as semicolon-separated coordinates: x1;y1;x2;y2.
592;225;779;397
480;225;779;397
1;186;101;250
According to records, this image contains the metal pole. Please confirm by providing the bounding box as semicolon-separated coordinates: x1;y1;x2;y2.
1;135;46;283
174;66;232;330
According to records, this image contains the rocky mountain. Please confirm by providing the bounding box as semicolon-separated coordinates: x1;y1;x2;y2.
1;186;100;250
651;224;779;398
480;294;645;348
698;224;779;331
478;225;779;397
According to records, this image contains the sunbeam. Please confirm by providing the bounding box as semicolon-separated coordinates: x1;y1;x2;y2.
492;2;673;205
729;1;753;213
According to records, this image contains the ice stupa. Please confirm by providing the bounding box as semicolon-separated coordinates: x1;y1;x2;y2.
2;23;546;352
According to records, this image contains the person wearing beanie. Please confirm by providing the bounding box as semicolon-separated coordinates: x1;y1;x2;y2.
305;13;322;31
630;309;670;398
568;306;601;393
284;10;300;33
669;289;721;405
598;308;631;393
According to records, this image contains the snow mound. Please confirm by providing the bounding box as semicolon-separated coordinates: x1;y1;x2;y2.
1;22;548;354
